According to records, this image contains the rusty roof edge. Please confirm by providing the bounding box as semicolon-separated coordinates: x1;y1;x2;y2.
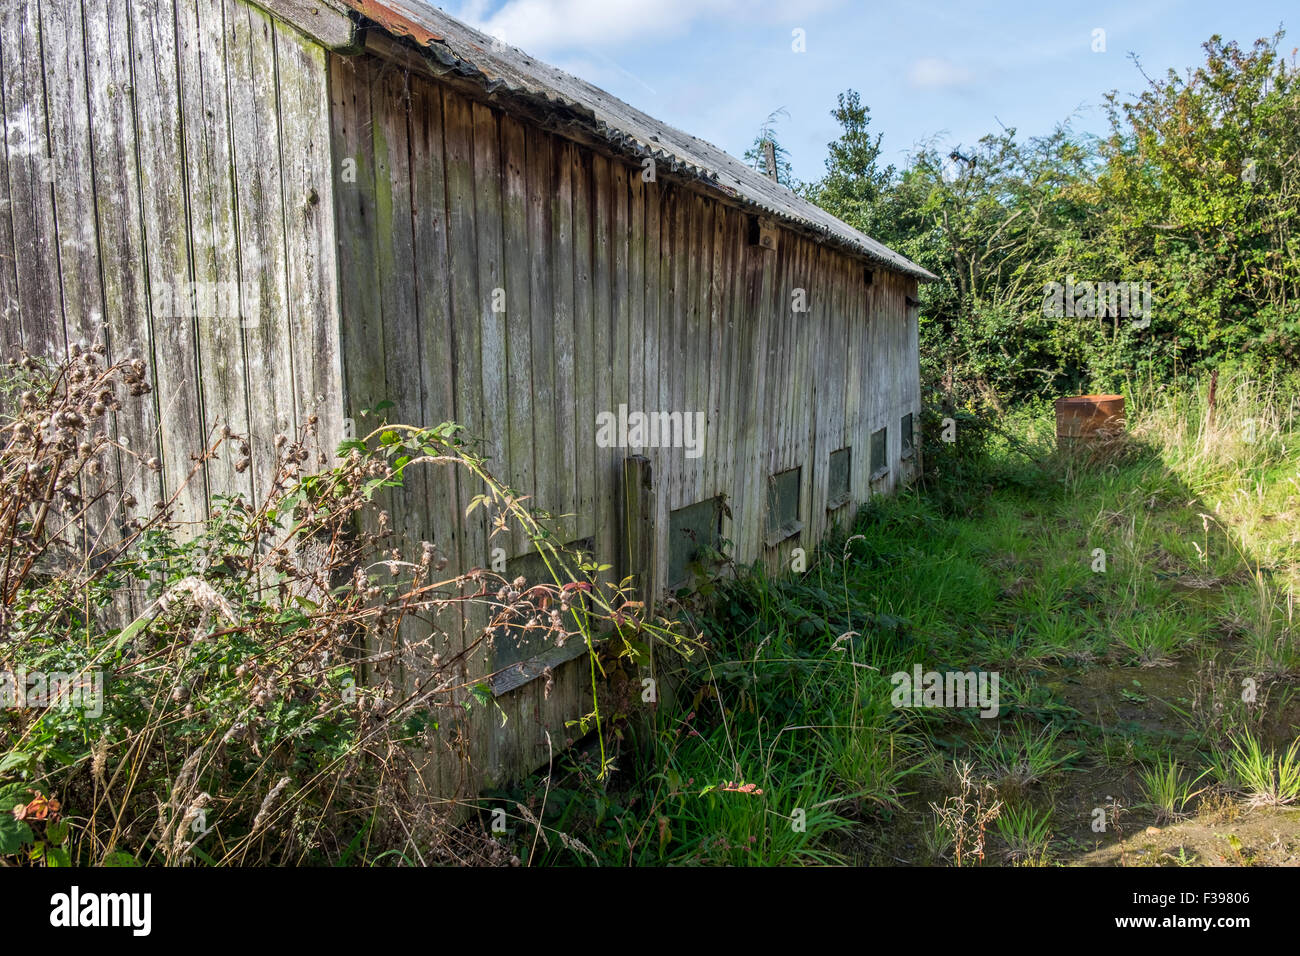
348;0;444;46
343;1;938;283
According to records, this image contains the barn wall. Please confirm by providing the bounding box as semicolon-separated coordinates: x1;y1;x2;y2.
327;50;922;789
0;0;343;569
2;0;923;797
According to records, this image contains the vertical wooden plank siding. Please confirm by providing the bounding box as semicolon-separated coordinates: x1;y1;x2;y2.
499;113;533;557
0;0;22;358
318;51;921;789
570;144;596;541
83;0;165;586
181;0;252;507
38;0;113;566
274;17;343;459
523;123;554;553
550;138;576;545
1;0;335;620
2;0;62;356
471;100;507;524
129;0;210;526
589;153;613;564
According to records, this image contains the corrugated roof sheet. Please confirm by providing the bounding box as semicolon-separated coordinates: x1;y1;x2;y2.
340;0;936;281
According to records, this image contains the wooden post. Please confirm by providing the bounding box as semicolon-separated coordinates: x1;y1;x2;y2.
622;455;657;614
622;454;661;737
762;140;778;181
1207;368;1219;431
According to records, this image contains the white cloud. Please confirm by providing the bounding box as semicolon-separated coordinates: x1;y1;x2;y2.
906;56;976;90
455;0;839;55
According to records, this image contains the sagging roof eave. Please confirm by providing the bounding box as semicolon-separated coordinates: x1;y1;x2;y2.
346;4;938;283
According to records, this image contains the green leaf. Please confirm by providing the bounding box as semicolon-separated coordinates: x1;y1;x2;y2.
0;813;34;855
45;821;70;846
469;683;492;708
47;846;72;867
0;751;34;775
102;851;140;867
0;783;30;807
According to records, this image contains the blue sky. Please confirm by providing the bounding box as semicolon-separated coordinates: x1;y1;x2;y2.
443;0;1295;183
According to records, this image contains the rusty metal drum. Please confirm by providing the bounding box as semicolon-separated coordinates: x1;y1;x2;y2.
1055;394;1125;450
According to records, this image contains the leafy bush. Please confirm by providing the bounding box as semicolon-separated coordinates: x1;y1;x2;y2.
0;350;684;865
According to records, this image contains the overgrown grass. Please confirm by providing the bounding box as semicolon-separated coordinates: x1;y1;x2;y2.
0;349;689;866
7;353;1296;867
507;364;1300;866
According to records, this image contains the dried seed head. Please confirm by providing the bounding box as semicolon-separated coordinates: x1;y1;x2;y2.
91;738;108;785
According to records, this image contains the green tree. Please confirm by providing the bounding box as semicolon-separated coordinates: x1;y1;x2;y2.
1089;31;1300;369
802;91;895;238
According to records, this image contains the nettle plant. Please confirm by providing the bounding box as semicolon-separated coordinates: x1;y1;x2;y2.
0;349;689;866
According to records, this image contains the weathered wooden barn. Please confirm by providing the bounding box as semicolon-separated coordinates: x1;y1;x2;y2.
2;0;933;794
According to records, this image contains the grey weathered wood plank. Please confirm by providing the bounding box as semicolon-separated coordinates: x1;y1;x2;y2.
273;16;343;466
373;63;434;593
82;0;164;608
680;193;702;509
715;208;741;516
441;87;486;568
1;0;61;358
37;0;118;575
469;97;515;786
627;163;644;424
609;159;629;513
523;124;555;551
550;138;576;545
705;200;725;502
666;186;686;512
229;0;297;513
128;0;209;528
471;99;508;539
589;152;613;566
442;85;494;787
570;143;596;540
498;112;533;558
640;177;660;455
38;0;101;350
0;0;20;360
748;229;776;557
407;71;461;801
328;52;385;439
181;0;253;510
